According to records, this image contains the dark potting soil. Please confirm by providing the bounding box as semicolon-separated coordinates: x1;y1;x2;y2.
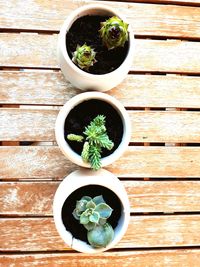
64;99;123;158
66;15;129;74
61;185;122;244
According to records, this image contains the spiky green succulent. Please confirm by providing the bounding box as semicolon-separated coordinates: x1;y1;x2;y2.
67;115;114;170
73;195;114;248
72;44;97;70
99;16;129;50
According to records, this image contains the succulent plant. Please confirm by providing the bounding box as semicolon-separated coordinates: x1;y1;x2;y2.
99;16;129;50
72;43;97;70
67;115;114;170
73;195;114;248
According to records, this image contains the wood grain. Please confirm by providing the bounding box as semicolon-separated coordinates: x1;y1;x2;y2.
1;0;200;39
1;181;200;215
1;34;200;73
1;72;200;108
1;146;200;179
0;215;200;251
1;249;200;267
1;108;200;143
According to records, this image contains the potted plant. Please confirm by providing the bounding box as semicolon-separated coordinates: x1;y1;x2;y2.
57;3;134;91
53;168;130;253
55;91;131;169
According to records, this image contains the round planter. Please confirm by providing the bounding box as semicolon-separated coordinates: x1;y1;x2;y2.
55;91;131;168
57;4;134;92
53;169;130;253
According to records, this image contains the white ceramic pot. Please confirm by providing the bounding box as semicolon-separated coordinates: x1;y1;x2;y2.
57;4;134;92
53;169;130;253
55;91;131;168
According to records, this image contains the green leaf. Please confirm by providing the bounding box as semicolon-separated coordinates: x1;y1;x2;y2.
72;209;80;220
89;211;100;224
92;195;105;205
86;200;96;209
88;145;102;170
80;213;89;225
76;200;87;213
67;134;84;142
81;196;92;202
83;221;96;231
81;141;90;162
87;223;114;248
95;203;113;219
99;218;107;225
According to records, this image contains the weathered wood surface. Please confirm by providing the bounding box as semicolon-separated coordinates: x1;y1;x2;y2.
0;215;200;251
1;146;200;179
1;72;200;108
1;0;200;39
1;108;200;142
1;34;200;73
1;249;200;267
1;181;200;215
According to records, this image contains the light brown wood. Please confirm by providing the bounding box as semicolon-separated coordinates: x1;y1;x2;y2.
1;146;200;179
1;1;200;39
1;249;200;267
1;34;200;73
0;215;200;251
1;72;200;108
1;181;200;215
1;108;200;143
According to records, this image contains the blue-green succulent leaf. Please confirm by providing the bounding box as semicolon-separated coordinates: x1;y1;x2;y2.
87;223;114;248
83;221;96;231
89;211;100;224
92;195;105;205
95;203;113;219
86;200;96;209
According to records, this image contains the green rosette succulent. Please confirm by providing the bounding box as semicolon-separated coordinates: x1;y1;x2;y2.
72;195;114;248
72;44;97;70
99;16;129;50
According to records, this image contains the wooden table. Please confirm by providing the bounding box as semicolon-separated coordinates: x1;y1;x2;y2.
1;0;200;266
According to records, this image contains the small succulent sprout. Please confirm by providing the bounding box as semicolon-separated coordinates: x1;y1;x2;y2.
67;115;114;170
99;16;129;50
72;44;97;70
67;134;84;142
72;195;114;248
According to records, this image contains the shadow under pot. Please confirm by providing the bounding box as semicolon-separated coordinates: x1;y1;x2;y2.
55;92;131;169
53;169;130;253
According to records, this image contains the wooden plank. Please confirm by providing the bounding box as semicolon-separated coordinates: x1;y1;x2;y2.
1;108;200;143
1;249;200;267
0;215;200;251
1;34;200;73
1;72;200;108
1;181;200;215
1;1;200;39
0;108;57;141
1;146;200;179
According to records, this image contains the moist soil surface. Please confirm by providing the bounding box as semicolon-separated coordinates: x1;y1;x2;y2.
62;185;122;244
66;15;129;74
64;99;123;158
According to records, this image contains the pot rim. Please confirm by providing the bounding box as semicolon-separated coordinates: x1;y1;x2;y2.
55;92;131;168
58;3;134;77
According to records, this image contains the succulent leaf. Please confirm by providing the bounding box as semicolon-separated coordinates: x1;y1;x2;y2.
67;134;84;142
80;213;90;225
81;196;92;202
92;195;105;205
86;200;96;209
83;221;96;231
95;203;113;219
72;44;97;70
89;211;100;224
81;141;90;162
72;209;80;220
99;16;129;50
87;223;114;248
